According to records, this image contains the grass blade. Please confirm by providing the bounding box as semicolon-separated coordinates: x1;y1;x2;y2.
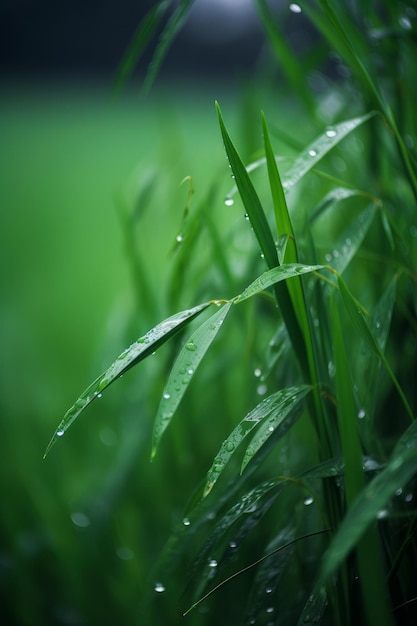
113;1;170;94
320;418;417;584
43;301;211;458
234;264;323;304
337;274;414;422
151;301;232;459
203;385;311;498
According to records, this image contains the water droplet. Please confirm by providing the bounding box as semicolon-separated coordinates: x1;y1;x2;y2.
71;511;90;528
308;149;317;157
328;361;335;377
268;425;274;432
183;517;191;526
377;509;388;519
395;488;403;496
405;492;413;502
224;196;234;207
254;368;262;378
289;2;302;12
116;546;134;560
265;587;273;594
304;496;314;506
399;15;412;29
257;384;268;396
187;368;194;375
185;340;197;351
266;607;275;614
57;429;65;437
154;582;165;593
176;234;183;243
225;441;235;452
325;253;332;262
208;559;218;568
358;408;366;419
229;540;237;549
96;393;102;398
326;129;337;138
163;392;170;399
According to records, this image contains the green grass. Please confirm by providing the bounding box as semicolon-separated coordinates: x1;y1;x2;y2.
3;0;417;624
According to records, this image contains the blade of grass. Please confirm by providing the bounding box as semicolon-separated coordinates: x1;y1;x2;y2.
113;1;170;94
43;301;211;458
203;385;311;498
151;301;232;459
331;294;393;626
320;417;417;583
337;274;414;422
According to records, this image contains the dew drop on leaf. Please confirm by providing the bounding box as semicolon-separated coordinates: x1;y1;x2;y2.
224;196;234;206
154;582;165;593
304;496;314;506
185;340;197;351
57;429;65;437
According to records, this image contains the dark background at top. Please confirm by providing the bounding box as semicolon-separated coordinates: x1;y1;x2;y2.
0;0;271;81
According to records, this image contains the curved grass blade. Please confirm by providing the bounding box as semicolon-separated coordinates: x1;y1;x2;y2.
241;386;311;472
142;0;196;95
113;1;170;94
216;101;278;270
44;301;211;458
337;275;414;422
234;263;323;304
320;418;417;584
203;385;311;498
151;301;232;459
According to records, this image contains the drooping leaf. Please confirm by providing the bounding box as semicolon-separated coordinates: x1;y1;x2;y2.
44;301;211;458
203;385;311;498
151;301;232;459
320;418;417;583
234;264;323;304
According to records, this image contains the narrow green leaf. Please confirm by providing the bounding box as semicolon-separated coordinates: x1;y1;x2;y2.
282;112;376;191
216;101;278;269
297;583;328;626
337;275;414;422
203;385;311;498
241;386;310;472
43;301;211;458
234;264;323;304
151;301;232;459
113;1;170;94
142;0;197;95
320;418;417;583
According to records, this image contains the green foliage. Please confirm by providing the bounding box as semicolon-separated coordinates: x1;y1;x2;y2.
34;1;417;624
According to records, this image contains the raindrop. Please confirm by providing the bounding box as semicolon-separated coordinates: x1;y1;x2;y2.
377;509;388;520
71;512;90;528
226;441;235;452
254;368;262;378
116;546;134;560
176;234;183;243
208;559;218;568
57;429;65;437
399;15;412;29
395;488;403;496
345;237;352;246
154;582;165;593
289;3;302;12
257;384;268;396
326;129;337;138
187;368;194;375
224;197;234;207
163;392;171;399
308;149;317;157
265;587;273;594
185;340;197;351
268;426;274;432
325;253;332;262
358;408;366;419
244;213;250;221
183;517;191;526
97;393;102;399
304;496;314;506
229;540;237;549
266;607;275;614
328;361;335;377
405;493;413;502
